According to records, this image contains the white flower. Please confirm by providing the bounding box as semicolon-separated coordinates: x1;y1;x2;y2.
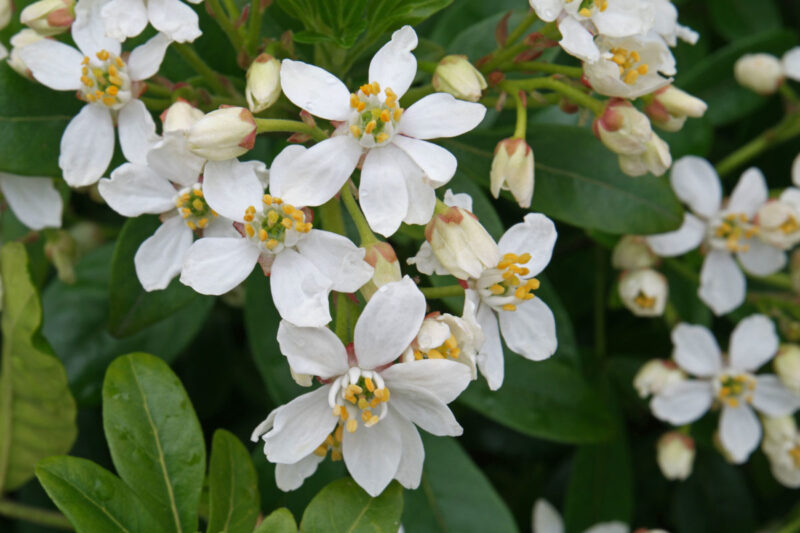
271;25;486;237
646;156;783;315
762;415;800;488
734;53;784;95
19;2;171;187
651;0;698;47
618;268;667;317
757;153;800;250
101;0;202;43
251;278;472;496
611;235;658;270
774;344;800;394
0;173;62;230
180;150;373;327
651;316;800;464
634;358;685;398
656;431;695;480
7;29;46;79
246;54;282;113
490;138;534;208
532;499;629;533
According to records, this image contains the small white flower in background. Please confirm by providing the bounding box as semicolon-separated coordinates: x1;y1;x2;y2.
644;85;707;133
490;138;534;209
646;156;783;315
734;53;784;95
7;29;46;79
19;0;171;187
651;0;698;47
187;106;257;161
650;315;800;464
432;55;487;102
271;25;486;237
618;268;667;317
0;173;63;230
532;499;631;533
612;235;659;270
633;358;684;398
360;241;402;300
251;278;472;496
20;0;75;36
180;149;373;327
774;344;800;394
757;153;800;250
0;0;11;28
656;431;695;480
762;415;800;488
246;54;282;113
101;0;202;43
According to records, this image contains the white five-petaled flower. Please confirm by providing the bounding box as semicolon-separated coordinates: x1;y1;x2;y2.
651;315;800;464
650;0;698;47
532;499;631;533
19;0;170;187
251;277;472;496
271;25;486;237
101;0;202;43
0;173;62;230
179;149;373;327
646;156;783;315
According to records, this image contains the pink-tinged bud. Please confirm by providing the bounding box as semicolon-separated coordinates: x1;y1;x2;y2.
618;133;671;177
734;53;783;95
160;99;204;133
633;359;684;398
645;86;707;132
774;344;800;394
612;235;658;270
246;53;281;113
593;100;653;156
657;432;695;481
360;241;402;301
21;0;75;35
619;268;667;317
490;138;534;208
432;55;487;102
187;107;257;160
8;29;45;79
425;206;499;280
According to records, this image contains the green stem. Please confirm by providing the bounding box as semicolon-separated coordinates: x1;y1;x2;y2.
594;245;607;360
206;0;244;53
420;285;465;299
505;10;539;46
481;92;560;110
173;44;228;95
780;82;800;105
715;111;800;177
510;61;583;78
144;82;174;98
751;272;796;291
480;41;529;74
502;77;604;115
0;500;72;529
247;0;263;56
318;196;346;236
334;292;351;344
254;118;328;141
140;96;171;111
511;89;527;139
340;184;378;246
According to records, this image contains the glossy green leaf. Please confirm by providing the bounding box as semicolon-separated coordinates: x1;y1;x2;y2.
277;0;368;47
109;216;211;337
254;508;297;533
102;353;205;533
402;435;518;533
206;429;260;533
708;0;780;42
35;456;165;533
300;478;403;533
0;242;77;493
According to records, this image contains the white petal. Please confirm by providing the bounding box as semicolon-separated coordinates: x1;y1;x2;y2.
279;59;352;121
295;230;373;293
401;167;436;225
100;0;147;41
532;499;564;533
127;33;172;81
645;213;705;257
391;135;456;187
671;323;722;377
390;386;463;436
369;25;418;100
134;216;193;291
443;189;473;210
406;241;448;276
753;375;800;416
381;359;472;404
475;298;504;390
782;47;800;82
72;0;121;57
699;250;746;316
264;385;338;464
147;0;201;43
584;523;628;533
202;159;264;222
498;298;557;361
529;0;563;22
98;163;175;216
651;380;714;425
727;167;768;218
342;413;402;497
118;100;158;165
557;17;599;63
274;453;324;492
202;216;238;238
270;249;334;327
737;239;786;276
276;320;349;378
59;105;114;187
398;93;486;140
353;277;425;369
392;414;424;490
267;144;306;200
497;213;557;277
719;405;761;464
0;175;62;230
670;156;722;218
793;153;800;188
359;146;410;237
17;40;82;91
147;133;205;187
729;314;778;371
180;237;259;295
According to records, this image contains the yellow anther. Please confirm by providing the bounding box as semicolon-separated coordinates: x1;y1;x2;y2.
197;218;209;229
612;54;626;66
191;198;203;211
181;208;191;218
102;96;116;106
81;76;94;87
515;287;530;300
331;449;343;461
624;70;639;85
579;7;592;16
382;388;390;402
335;425;343;442
376;133;389;144
356;101;366;112
358;397;368;409
94;90;103;99
108;64;118;77
263;194;273;205
267;210;279;227
346;419;358;433
637;64;649;75
115;57;124;68
490;284;505;295
370;397;381;408
360;83;372;95
366;415;379;427
527;278;540;290
350;125;362;137
348;384;363;395
187;221;197;230
283;204;295;214
96;50;109;61
245;224;255;237
630;50;641;62
344;392;356;404
324;434;335;447
502;303;517;312
258;229;268;241
264;239;277;250
450;347;460;358
393;108;403;121
313;445;327;457
291;211;304;222
361;410;372;422
445;335;458;349
109;75;124;86
364;120;377;134
86;93;97;102
81;66;89;75
281;218;293;229
634;292;656;309
339;406;349;420
728;397;739;408
82;56;89;65
332;405;342;417
413;350;423;360
106;86;119;96
428;349;444;359
371;81;380;93
373;389;383;400
518;252;531;263
350;93;360;108
380;109;391;122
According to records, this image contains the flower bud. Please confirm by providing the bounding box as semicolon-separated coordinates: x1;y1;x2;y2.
0;0;11;28
734;53;783;95
360;241;402;301
161;99;204;133
633;358;684;398
187;107;257;160
8;29;46;79
425;205;500;280
612;236;658;270
618;133;671;177
593;100;653;156
20;0;75;36
246;53;281;113
774;344;800;393
763;415;798;443
657;432;695;481
44;229;77;284
652;86;707;119
432;55;487;102
619;268;667;317
756;200;800;250
489;138;534;208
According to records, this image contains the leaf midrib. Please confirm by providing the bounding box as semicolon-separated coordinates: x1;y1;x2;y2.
44;468;132;532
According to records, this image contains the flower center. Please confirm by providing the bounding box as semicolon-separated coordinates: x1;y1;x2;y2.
569;0;609;17
780;214;800;235
716;373;755;408
711;213;757;252
174;185;216;230
413;334;460;361
610;47;649;85
80;50;131;109
634;290;656;309
789;445;800;468
242;195;312;253
329;368;391;434
348;81;404;148
477;252;540;312
313;424;344;462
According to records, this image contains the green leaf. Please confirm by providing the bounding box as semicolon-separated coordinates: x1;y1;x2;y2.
277;0;368;48
0;62;82;176
254;508;297;533
0;242;77;493
102;352;205;533
299;478;403;533
108;216;212;337
206;430;260;533
402;435;518;533
707;0;780;42
35;456;165;533
364;0;453;41
442;125;685;235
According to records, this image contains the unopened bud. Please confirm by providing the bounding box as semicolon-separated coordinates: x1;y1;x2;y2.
490;138;534;208
246;53;281;113
593;100;653;155
756;200;800;250
633;358;684;398
360;241;402;301
187;107;256;160
774;344;800;393
425;205;499;280
657;432;695;480
161;99;204;133
20;0;75;36
432;55;487;102
68;221;105;256
618;133;671;177
619;268;667;317
763;415;797;443
8;29;46;79
44;229;77;284
0;0;12;28
734;53;783;95
644;86;707;132
612;236;658;270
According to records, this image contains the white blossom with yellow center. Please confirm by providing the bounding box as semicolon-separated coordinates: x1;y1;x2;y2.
651;316;800;464
101;0;203;43
762;416;800;488
251;278;472;496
